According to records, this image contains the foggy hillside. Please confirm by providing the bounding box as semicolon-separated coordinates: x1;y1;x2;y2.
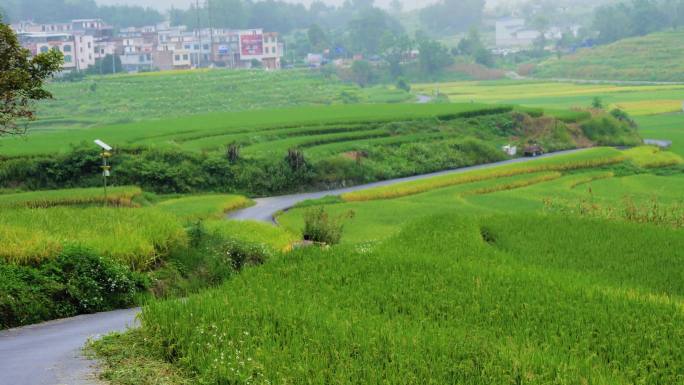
95;0;444;11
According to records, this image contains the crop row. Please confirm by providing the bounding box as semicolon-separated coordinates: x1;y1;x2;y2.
139;213;684;384
342;148;625;201
0;207;187;269
0;186;142;208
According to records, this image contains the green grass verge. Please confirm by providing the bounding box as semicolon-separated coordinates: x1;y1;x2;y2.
132;213;684;384
156;194;253;222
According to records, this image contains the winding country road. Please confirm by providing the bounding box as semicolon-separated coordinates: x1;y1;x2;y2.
0;148;584;385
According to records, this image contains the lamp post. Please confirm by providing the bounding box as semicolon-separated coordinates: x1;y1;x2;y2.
94;139;113;206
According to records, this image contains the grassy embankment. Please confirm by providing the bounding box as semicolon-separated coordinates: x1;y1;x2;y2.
93;146;684;384
0;101;640;198
533;31;684;82
0;189;294;329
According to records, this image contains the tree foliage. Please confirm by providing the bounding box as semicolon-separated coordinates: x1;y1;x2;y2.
1;0;163;28
593;0;676;44
419;0;485;34
417;37;453;75
0;22;63;136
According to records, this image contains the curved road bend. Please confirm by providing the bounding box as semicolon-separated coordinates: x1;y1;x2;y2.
230;148;584;222
0;308;138;385
0;148;585;385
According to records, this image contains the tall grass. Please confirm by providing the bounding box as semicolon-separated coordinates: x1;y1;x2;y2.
140;213;684;384
0;207;187;269
623;145;683;168
0;186;142;208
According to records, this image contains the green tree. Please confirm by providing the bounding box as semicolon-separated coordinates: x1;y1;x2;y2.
417;38;453;76
380;32;412;78
348;8;403;55
307;24;328;52
0;22;63;136
350;60;375;86
419;0;485;34
455;27;483;56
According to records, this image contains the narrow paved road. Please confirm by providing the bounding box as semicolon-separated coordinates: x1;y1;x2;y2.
0;308;139;385
229;148;584;222
0;148;585;385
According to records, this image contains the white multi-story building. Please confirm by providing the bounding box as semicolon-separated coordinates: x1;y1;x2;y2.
18;32;95;71
14;19;284;73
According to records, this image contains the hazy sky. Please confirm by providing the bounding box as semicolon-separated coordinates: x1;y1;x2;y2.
95;0;467;11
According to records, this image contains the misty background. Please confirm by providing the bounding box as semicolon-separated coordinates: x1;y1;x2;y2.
94;0;472;11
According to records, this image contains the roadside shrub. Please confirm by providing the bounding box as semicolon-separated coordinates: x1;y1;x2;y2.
302;207;355;245
580;114;641;146
0;247;146;329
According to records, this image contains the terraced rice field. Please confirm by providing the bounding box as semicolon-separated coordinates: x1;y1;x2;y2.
279;147;684;243
412;80;684;116
0;186;141;208
0;103;510;157
137;146;684;383
35;69;410;129
0;207;187;269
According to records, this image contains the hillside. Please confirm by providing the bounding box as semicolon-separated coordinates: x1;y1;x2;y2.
35;69;411;129
533;31;684;82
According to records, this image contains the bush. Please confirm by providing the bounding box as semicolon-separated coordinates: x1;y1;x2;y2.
580;114;641;146
302;207;354;245
0;247;146;329
396;78;411;92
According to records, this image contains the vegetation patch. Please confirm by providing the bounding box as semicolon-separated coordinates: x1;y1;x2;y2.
342;148;625;201
0;207;187;269
623;146;684;168
156;194;253;222
533;31;684;82
130;213;684;384
0;246;146;329
0;186;141;208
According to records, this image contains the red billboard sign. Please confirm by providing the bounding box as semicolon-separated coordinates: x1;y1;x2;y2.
240;31;263;57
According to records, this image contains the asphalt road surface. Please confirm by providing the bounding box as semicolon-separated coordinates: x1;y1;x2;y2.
0;308;139;385
0;148;585;385
229;148;584;222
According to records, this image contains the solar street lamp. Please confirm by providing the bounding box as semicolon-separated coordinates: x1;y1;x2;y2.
94;139;112;205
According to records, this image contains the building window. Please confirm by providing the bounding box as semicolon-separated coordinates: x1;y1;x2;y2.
40;46;49;53
184;44;191;49
63;45;71;52
88;42;91;48
203;44;209;50
183;54;189;60
175;55;180;61
64;55;72;63
193;44;199;50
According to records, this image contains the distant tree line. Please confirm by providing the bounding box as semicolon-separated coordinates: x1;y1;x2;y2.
593;0;684;44
1;0;164;28
419;0;485;34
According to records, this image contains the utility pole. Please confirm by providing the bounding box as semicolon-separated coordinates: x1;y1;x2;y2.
195;0;202;67
207;0;215;65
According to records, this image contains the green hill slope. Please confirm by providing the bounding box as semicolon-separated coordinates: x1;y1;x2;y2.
533;31;684;82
